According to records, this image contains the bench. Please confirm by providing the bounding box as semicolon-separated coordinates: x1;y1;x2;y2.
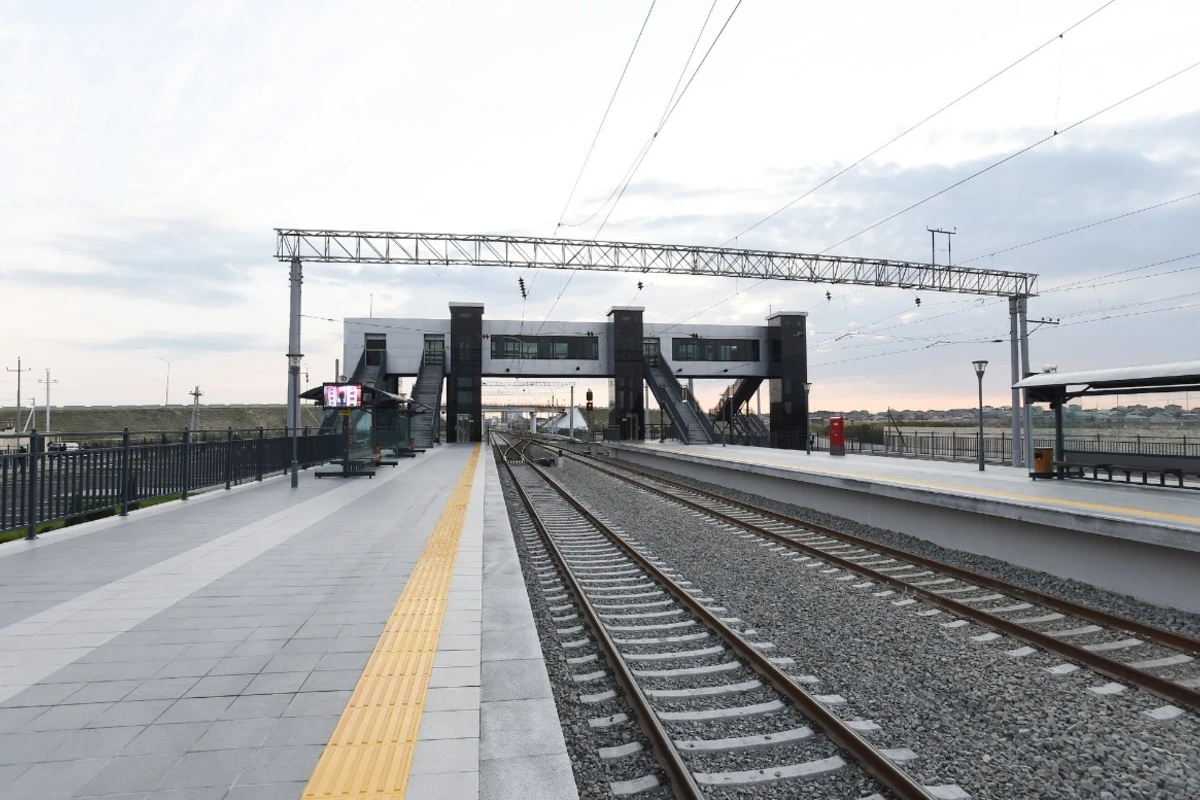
315;459;376;479
1054;460;1186;488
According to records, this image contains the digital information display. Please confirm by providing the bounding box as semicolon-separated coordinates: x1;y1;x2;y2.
323;383;363;408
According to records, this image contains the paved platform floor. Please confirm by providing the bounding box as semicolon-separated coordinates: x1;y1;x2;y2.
0;444;576;800
621;442;1200;538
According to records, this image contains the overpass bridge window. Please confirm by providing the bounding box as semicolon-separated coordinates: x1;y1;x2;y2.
490;335;599;360
672;338;760;362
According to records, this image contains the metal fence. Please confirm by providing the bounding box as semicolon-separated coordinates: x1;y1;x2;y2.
1;428;342;538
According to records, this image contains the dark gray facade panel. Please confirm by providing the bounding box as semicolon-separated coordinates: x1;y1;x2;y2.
767;313;809;448
609;308;645;440
447;304;483;443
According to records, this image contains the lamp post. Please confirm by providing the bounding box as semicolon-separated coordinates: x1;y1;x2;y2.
973;360;988;471
288;353;303;487
803;382;812;454
157;357;175;406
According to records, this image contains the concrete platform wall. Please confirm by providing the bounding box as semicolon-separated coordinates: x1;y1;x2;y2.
612;448;1200;613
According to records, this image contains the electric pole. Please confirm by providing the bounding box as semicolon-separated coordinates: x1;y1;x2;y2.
189;386;204;432
927;227;956;266
157;357;176;406
5;357;32;443
39;369;58;433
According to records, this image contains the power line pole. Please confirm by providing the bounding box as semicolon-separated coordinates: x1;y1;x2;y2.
189;386;203;432
38;369;58;433
927;227;956;266
157;357;176;406
5;357;32;443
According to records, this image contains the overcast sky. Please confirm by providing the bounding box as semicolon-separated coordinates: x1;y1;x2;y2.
2;0;1198;414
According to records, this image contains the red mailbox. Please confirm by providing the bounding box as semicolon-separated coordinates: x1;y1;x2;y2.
829;416;846;456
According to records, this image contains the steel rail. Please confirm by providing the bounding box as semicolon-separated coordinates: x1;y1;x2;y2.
579;447;1200;655
514;449;935;800
497;446;704;799
554;445;1200;715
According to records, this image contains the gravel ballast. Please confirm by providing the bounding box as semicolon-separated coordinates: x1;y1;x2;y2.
551;457;1200;800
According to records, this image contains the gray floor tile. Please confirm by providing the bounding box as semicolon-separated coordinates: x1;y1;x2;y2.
207;655;271;676
140;788;224;800
312;653;368;672
183;674;254;698
1;757;107;798
260;715;339;748
0;705;48;733
481;629;541;661
405;769;478;800
281;692;351;717
125;678;200;702
87;700;174;729
424;687;481;712
224;780;307;800
73;753;181;795
261;653;322;674
481;659;553;703
298;669;361;693
480;698;567;761
218;693;293;721
235;744;324;784
121;722;212;756
191;718;276;751
428;665;481;689
156;748;253;790
417;709;480;741
45;725;143;761
155;697;232;725
244;671;309;695
409;737;479;775
1;682;82;708
480;752;578;800
62;680;143;705
23;702;112;731
154;659;221;679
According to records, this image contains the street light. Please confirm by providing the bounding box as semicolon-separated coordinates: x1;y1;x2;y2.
157;357;175;406
803;382;812;454
973;360;988;471
288;352;303;488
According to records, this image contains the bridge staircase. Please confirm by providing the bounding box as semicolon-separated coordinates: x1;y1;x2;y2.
714;377;767;440
409;356;444;448
643;356;715;445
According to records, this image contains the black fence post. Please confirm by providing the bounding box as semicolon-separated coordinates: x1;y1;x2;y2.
225;427;234;490
120;428;131;516
181;428;191;501
256;427;265;481
25;430;40;540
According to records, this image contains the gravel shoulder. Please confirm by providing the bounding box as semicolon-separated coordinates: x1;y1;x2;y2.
556;458;1200;800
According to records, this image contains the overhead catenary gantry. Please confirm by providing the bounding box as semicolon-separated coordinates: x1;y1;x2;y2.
275;230;1038;298
275;229;1041;469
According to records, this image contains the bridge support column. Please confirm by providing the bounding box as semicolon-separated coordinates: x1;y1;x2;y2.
608;306;645;441
447;302;483;443
766;311;809;450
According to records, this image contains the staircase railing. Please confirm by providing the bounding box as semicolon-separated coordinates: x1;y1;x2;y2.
643;356;715;444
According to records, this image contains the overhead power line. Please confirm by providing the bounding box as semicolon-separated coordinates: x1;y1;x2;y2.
1043;251;1200;292
819;57;1200;255
959;190;1200;265
553;1;658;235
723;0;1121;245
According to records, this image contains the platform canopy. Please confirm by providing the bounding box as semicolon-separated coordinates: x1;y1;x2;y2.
1014;360;1200;402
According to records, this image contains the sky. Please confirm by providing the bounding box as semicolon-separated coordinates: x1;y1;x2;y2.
2;0;1198;415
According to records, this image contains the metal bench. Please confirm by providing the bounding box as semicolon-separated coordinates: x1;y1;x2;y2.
1054;460;1186;488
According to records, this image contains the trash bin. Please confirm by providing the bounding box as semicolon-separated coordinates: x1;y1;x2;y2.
1032;447;1054;478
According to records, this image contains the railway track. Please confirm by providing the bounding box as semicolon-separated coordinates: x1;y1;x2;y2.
521;435;1200;720
496;435;961;800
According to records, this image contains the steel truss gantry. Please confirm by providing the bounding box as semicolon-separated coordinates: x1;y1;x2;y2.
275;230;1038;298
275;228;1041;469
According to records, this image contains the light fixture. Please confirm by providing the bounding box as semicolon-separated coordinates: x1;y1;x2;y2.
972;359;988;378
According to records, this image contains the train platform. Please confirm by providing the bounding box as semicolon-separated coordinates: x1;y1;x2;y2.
0;444;578;800
611;442;1200;611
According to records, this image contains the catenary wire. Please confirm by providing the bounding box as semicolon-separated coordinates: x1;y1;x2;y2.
721;0;1121;246
553;1;658;236
958;190;1200;265
818;57;1200;255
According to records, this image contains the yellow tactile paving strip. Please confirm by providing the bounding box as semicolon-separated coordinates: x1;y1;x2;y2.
302;445;480;799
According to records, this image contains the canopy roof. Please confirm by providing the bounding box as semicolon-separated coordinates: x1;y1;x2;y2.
1014;360;1200;402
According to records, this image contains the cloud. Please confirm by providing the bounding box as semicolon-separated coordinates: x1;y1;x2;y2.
83;330;276;355
3;218;270;306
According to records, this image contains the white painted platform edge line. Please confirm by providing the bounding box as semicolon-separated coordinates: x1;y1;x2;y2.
0;450;429;702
